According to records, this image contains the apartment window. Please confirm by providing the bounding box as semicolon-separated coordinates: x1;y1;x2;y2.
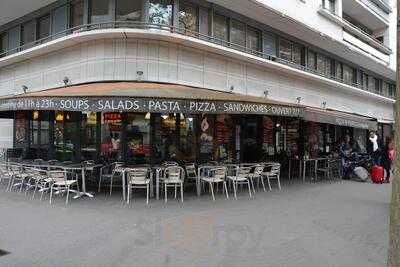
279;38;291;62
0;33;7;56
21;20;36;46
52;5;68;36
307;50;316;70
70;0;84;28
263;32;276;56
327;58;335;78
374;78;382;94
368;76;375;91
199;7;209;36
38;15;50;40
179;2;198;34
328;0;335;12
230;19;246;48
362;73;368;89
343;64;354;85
8;26;20;53
149;0;173;26
116;0;142;22
317;54;326;74
247;26;262;52
376;36;384;44
213;13;228;42
389;84;396;97
335;61;343;79
91;0;111;24
292;43;304;65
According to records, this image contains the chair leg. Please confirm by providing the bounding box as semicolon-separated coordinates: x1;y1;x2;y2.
250;178;256;194
49;185;54;205
247;181;252;198
223;182;229;199
174;184;177;199
66;185;70;205
98;176;102;193
233;181;237;199
261;176;266;192
180;182;183;203
146;184;149;205
109;174;114;196
165;184;168;203
267;177;272;191
32;180;39;200
127;184;130;204
210;182;215;201
278;176;282;191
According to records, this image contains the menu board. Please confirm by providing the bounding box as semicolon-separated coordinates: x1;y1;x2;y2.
216;115;232;144
199;115;214;160
15;112;27;147
263;116;274;145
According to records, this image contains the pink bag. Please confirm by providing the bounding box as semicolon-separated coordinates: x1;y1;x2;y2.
388;149;395;161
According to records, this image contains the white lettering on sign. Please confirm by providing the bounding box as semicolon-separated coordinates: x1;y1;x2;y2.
97;100;140;110
189;102;216;112
148;100;181;111
60;99;89;110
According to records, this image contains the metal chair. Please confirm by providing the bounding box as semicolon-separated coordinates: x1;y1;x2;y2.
97;162;124;194
0;164;13;191
8;164;28;193
201;166;229;201
163;166;185;203
227;166;252;199
126;168;150;205
49;170;78;205
263;163;282;191
248;164;264;193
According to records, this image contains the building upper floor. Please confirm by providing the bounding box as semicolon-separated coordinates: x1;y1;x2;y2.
0;0;396;99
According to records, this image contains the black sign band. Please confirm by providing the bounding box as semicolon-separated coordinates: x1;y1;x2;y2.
0;97;303;117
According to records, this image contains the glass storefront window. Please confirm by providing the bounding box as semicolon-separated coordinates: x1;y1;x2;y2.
154;113;178;162
116;0;142;22
54;112;78;162
38;15;50;40
149;0;173;26
213;13;228;42
178;114;196;162
216;115;234;162
247;26;261;53
82;112;98;161
279;38;291;62
126;113;151;164
91;0;111;24
230;19;246;48
70;0;84;28
101;112;122;162
179;2;198;34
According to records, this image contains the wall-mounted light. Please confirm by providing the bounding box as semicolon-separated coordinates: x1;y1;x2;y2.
63;76;70;86
137;70;144;81
322;101;327;108
230;86;234;93
188;117;193;122
161;114;168;120
145;112;151;120
296;97;302;104
263;90;269;98
22;85;28;94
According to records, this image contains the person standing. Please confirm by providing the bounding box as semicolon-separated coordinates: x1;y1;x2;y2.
382;137;395;183
367;131;382;166
340;134;352;179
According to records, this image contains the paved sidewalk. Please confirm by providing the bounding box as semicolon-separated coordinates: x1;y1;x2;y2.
0;180;390;267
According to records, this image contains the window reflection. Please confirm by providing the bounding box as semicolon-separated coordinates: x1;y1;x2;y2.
91;0;111;24
82;112;98;161
247;26;261;53
70;0;84;28
126;113;150;164
101;112;122;162
230;19;246;48
213;13;228;42
116;0;142;22
54;112;78;162
179;2;197;34
149;0;173;26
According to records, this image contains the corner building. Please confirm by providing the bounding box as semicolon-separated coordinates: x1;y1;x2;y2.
0;0;396;164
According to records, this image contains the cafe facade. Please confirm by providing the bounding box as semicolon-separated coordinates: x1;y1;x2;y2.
0;0;394;165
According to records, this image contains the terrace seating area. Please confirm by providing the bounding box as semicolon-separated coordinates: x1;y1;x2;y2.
0;157;342;205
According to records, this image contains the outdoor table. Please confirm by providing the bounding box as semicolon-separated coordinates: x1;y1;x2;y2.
300;157;328;182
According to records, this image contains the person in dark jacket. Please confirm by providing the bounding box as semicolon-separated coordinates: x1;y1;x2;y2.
366;131;382;166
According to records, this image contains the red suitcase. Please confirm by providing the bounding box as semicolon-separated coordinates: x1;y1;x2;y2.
371;165;385;184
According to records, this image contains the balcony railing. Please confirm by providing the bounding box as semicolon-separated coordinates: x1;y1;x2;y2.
0;21;395;100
